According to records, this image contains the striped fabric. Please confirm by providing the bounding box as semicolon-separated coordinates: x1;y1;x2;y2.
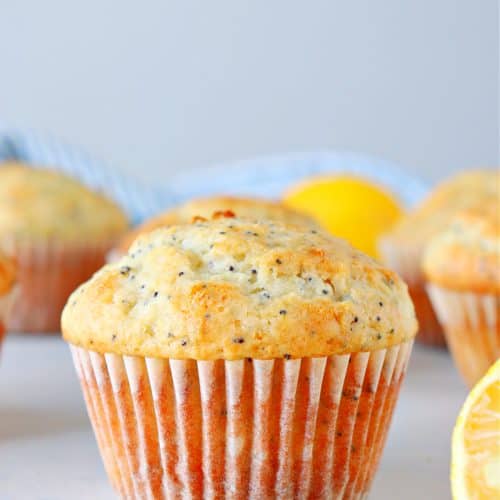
0;128;167;225
169;152;428;208
0;129;428;226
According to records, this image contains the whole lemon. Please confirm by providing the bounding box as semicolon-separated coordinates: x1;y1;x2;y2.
284;176;403;258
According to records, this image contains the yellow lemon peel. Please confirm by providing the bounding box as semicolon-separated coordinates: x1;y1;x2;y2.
451;359;500;499
284;176;403;258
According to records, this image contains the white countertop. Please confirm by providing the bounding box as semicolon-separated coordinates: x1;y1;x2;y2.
0;335;465;500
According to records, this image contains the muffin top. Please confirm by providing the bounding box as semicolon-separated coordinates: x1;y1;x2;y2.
423;198;500;293
0;252;16;296
380;169;499;254
114;196;315;254
63;215;417;360
0;163;129;243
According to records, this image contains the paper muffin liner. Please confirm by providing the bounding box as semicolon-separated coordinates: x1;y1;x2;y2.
0;287;16;355
427;285;499;386
70;340;413;499
3;238;113;333
378;240;445;348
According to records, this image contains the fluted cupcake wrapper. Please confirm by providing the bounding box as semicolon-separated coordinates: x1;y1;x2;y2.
378;241;445;348
2;238;113;332
71;341;412;500
427;285;499;386
0;287;16;355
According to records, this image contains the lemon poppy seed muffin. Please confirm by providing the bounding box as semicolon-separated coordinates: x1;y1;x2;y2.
424;197;500;386
379;169;499;347
423;201;500;294
0;162;129;332
64;215;417;499
111;195;316;259
0;163;128;243
383;170;499;254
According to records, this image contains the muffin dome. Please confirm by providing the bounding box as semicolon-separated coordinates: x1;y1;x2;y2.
0;163;128;243
378;169;499;348
423;199;500;294
63;215;417;360
115;196;315;254
381;169;498;253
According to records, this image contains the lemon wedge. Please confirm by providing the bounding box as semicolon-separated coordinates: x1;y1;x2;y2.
451;359;500;499
283;176;403;258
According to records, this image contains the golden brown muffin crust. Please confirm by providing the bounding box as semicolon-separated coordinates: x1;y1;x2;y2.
423;199;500;293
63;217;417;360
380;169;499;257
0;162;129;243
115;196;315;254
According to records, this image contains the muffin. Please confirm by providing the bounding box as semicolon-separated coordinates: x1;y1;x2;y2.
424;197;500;386
63;214;417;499
109;195;315;260
0;162;128;332
0;252;16;352
379;169;499;347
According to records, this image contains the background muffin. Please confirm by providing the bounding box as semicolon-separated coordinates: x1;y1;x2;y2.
378;169;499;347
0;162;128;332
63;215;417;499
0;252;16;352
424;197;500;386
110;195;315;260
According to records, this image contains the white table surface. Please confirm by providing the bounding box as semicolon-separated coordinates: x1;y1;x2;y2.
0;335;466;500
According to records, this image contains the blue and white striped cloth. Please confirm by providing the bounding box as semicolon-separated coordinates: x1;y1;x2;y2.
169;152;428;208
0;129;428;225
0;128;167;225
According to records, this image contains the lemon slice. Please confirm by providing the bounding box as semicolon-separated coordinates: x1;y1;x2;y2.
452;359;500;499
283;176;403;258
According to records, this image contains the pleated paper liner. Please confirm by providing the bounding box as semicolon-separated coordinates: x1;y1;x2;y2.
406;285;446;347
2;238;114;333
0;296;8;354
378;240;445;348
427;285;499;387
0;285;17;355
71;340;413;499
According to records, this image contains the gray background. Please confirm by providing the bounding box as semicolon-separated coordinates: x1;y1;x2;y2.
0;4;498;498
1;0;498;183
